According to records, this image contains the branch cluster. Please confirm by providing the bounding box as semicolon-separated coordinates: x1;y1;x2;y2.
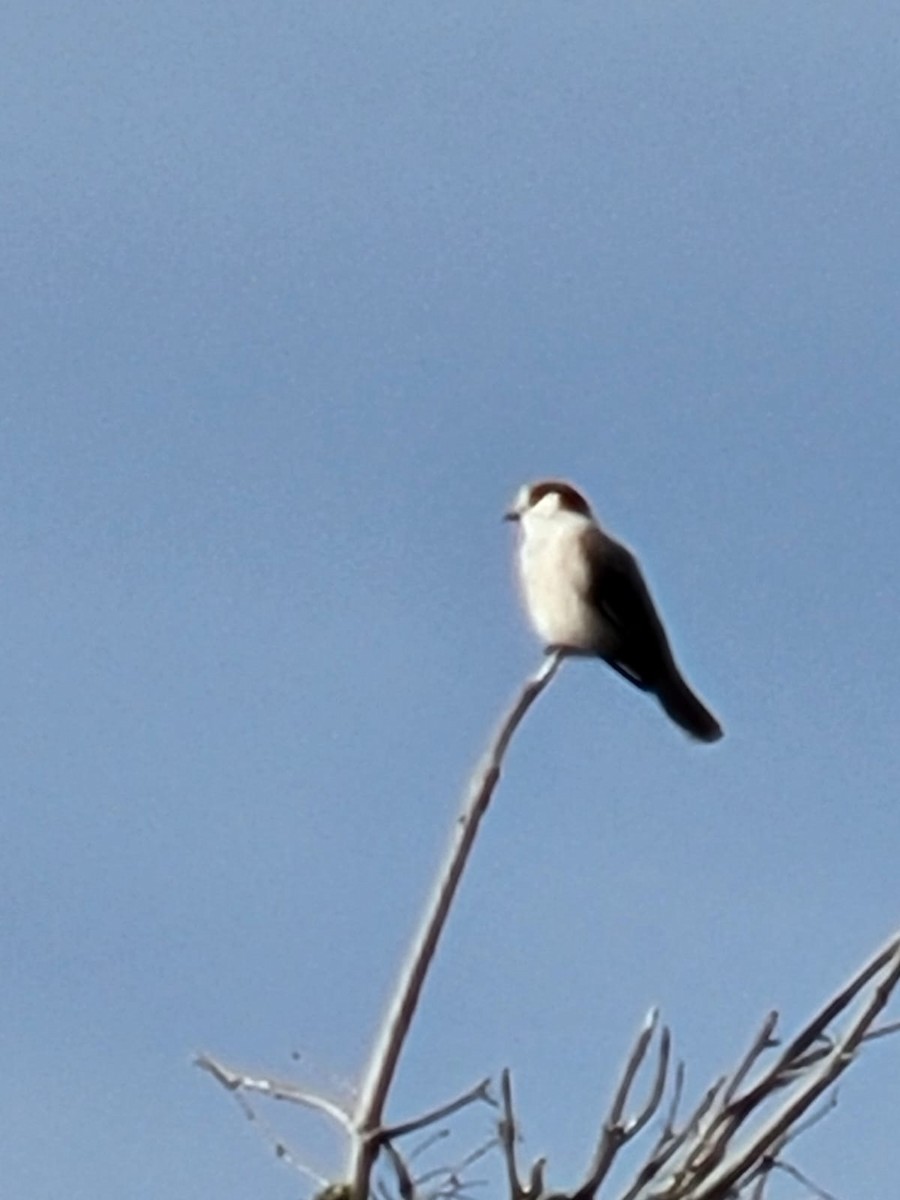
499;935;900;1200
197;655;900;1200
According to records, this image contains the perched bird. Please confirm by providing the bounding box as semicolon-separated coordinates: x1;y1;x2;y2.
505;480;722;743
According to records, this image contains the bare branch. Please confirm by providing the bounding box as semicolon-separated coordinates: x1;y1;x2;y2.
772;1158;842;1200
572;1010;671;1200
382;1079;496;1142
270;1140;333;1191
348;653;566;1200
732;934;900;1117
610;1009;660;1127
195;1053;354;1131
678;1076;727;1141
672;1015;790;1186
862;1017;900;1041
662;1061;686;1143
527;1158;548;1200
777;1089;839;1148
675;1019;785;1185
499;1069;526;1200
408;1130;451;1163
687;936;900;1200
747;1169;770;1200
617;1075;725;1200
653;938;900;1198
627;1025;671;1138
382;1142;416;1200
735;1097;841;1200
719;1013;779;1110
416;1135;499;1195
195;1054;333;1190
497;1069;548;1200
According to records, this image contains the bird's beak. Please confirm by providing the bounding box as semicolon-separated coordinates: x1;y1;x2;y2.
502;509;519;522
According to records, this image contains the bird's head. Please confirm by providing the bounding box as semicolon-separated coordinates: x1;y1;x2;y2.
504;480;594;523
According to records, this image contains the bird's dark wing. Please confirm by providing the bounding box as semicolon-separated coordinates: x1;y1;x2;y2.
576;526;723;741
580;527;676;689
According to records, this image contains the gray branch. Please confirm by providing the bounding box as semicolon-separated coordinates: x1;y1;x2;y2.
348;652;567;1200
571;1010;671;1200
195;1052;355;1131
381;1079;497;1142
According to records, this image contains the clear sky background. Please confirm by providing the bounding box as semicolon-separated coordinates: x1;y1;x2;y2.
2;4;899;1198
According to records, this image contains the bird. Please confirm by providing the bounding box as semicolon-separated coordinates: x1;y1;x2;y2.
505;480;723;743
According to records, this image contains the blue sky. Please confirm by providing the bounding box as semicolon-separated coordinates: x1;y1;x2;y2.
2;4;899;1198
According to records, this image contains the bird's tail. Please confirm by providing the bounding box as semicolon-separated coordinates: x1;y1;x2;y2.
656;668;723;743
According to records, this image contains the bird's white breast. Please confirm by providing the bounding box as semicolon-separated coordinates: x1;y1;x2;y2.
517;510;607;651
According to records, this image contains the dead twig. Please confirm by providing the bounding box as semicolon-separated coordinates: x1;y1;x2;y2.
498;1068;548;1200
617;1071;726;1200
571;1009;671;1200
415;1135;499;1193
195;1053;354;1131
195;1054;333;1190
770;1158;841;1200
382;1079;496;1142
